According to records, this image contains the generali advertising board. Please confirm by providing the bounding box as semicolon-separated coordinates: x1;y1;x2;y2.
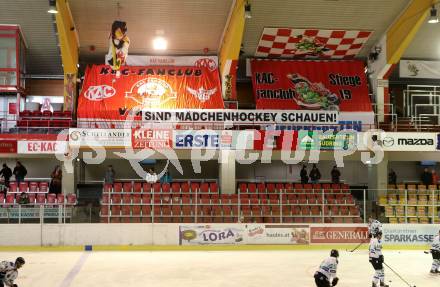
310;226;369;243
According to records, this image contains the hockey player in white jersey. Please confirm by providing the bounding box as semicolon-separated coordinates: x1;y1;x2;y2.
369;231;388;287
430;229;440;274
314;249;339;287
0;257;25;287
368;218;383;238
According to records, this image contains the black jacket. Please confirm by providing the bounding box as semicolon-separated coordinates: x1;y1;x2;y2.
13;165;27;178
0;167;12;179
310;168;321;181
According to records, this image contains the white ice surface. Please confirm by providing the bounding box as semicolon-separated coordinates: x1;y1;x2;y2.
1;250;437;287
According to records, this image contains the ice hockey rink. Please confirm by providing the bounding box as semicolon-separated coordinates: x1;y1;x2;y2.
1;248;437;287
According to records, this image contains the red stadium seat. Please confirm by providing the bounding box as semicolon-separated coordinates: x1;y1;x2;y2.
28;193;36;204
18;182;28;193
267;183;275;193
171;183;181;193
181;182;190;193
153;183;161;193
0;193;5;204
142;193;151;204
123;182;132;193
29;182;38;192
57;194;65;204
9;182;17;193
122;194;131;204
5;194;14;205
239;183;247;193
200;183;209;193
113;183;122;193
133;182;142;193
67;194;77;205
190;182;200;192
42;110;52;117
210;182;218;193
47;193;57;204
36;194;46;204
275;183;284;192
162;183;170;193
142;183;152;193
257;183;266;193
39;182;49;193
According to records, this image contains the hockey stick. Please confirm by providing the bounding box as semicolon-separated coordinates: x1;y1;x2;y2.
346;241;365;252
383;262;416;287
424;251;431;254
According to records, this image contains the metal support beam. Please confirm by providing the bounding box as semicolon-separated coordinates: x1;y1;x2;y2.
386;0;434;64
54;0;79;112
219;0;246;100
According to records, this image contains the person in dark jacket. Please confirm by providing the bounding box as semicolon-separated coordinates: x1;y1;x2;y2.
300;165;308;184
49;165;62;195
0;163;12;188
422;168;433;187
13;161;27;184
309;164;321;184
331;166;341;184
388;169;397;186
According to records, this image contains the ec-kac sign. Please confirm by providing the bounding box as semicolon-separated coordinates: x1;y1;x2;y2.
17;141;68;154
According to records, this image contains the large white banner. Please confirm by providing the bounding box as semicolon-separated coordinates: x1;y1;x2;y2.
173;130;255;150
383;224;438;245
245;224;310;245
400;60;440;79
379;132;437;151
179;225;245;245
69;129;131;148
126;55;218;71
143;109;339;124
17;141;68;154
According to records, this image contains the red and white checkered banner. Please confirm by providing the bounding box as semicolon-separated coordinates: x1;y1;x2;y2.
255;28;372;59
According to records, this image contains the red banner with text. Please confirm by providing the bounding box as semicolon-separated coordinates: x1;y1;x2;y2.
77;65;224;121
251;60;371;112
310;226;369;243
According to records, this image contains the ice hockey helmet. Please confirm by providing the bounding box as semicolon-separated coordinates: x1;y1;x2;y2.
15;257;25;266
330;249;339;258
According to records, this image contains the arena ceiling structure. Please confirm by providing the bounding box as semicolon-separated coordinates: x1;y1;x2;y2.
0;0;438;76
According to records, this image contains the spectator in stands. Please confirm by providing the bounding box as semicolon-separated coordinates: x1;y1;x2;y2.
331;166;341;184
432;169;439;185
13;161;27;184
104;165;115;184
160;170;172;184
0;163;12;188
49;165;62;195
146;168;158;183
300;165;308;184
18;192;30;205
309;164;321;184
422;168;433;187
388;169;397;186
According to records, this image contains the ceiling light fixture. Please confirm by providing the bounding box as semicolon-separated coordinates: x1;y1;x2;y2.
244;2;252;19
48;0;58;14
153;36;167;50
428;5;438;24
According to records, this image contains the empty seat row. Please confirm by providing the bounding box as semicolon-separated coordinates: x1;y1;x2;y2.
101;204;359;217
105;182;219;194
102;193;355;206
238;183;350;194
17;119;72;128
19;110;72;118
7;182;49;193
0;193;77;205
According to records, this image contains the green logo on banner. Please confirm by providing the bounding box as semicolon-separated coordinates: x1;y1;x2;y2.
298;131;355;150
